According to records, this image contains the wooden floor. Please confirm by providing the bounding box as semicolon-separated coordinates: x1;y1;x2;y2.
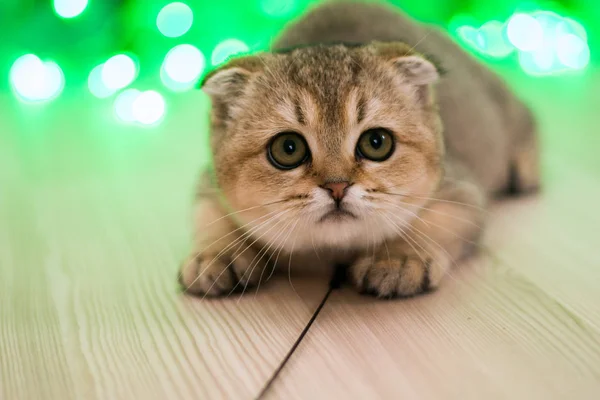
2;69;600;400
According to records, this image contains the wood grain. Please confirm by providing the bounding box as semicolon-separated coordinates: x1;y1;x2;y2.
0;94;329;400
267;256;600;399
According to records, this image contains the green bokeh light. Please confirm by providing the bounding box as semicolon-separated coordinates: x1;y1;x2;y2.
211;39;250;66
457;26;485;49
10;54;65;103
558;18;587;42
53;0;89;19
478;21;513;58
157;2;194;38
260;0;300;18
448;14;478;34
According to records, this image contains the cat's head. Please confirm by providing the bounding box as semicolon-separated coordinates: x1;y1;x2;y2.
200;42;444;251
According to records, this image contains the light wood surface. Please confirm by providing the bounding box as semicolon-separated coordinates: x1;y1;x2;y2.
2;70;600;400
0;93;329;400
267;257;600;399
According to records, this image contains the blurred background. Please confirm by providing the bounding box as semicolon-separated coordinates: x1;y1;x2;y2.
1;0;598;222
0;0;596;129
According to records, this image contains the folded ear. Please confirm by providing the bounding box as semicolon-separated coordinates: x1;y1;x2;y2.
200;56;265;125
368;42;440;105
392;55;439;86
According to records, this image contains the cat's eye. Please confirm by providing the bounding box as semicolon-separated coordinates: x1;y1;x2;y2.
356;128;395;162
267;132;310;170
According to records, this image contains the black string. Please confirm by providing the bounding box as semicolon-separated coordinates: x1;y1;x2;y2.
255;265;347;399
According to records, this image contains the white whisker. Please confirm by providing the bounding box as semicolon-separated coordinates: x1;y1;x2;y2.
385;191;487;212
192;210;290;296
205;199;288;227
205;211;295;299
254;217;297;298
286;217;303;300
181;209;287;289
379;199;483;249
267;214;300;282
379;213;429;264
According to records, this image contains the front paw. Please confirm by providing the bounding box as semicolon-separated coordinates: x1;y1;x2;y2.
350;250;449;298
178;248;269;297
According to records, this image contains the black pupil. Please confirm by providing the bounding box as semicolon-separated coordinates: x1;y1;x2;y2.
283;138;296;155
369;132;384;150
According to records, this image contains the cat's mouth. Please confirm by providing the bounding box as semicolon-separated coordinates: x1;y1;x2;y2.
318;208;357;223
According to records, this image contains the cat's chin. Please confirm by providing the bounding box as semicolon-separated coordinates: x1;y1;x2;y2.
288;213;404;251
318;208;358;223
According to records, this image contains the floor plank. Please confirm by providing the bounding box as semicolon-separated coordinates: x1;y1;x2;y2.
267;255;600;399
0;93;329;400
485;167;600;331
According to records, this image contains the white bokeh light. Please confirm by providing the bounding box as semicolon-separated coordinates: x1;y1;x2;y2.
211;39;249;65
132;90;166;125
556;33;590;70
53;0;88;19
88;64;116;98
507;14;544;51
101;54;138;90
532;47;555;71
10;54;65;103
518;49;560;76
163;44;205;83
114;89;141;123
157;2;194;38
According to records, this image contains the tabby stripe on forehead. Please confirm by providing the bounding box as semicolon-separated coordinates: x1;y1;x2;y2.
349;55;362;86
357;95;367;124
294;99;306;125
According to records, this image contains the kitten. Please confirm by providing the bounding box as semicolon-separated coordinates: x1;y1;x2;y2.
179;1;539;298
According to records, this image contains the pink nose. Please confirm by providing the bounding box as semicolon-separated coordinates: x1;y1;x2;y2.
322;181;350;201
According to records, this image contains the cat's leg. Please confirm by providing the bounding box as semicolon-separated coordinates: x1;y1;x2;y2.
507;104;540;194
350;180;486;298
179;198;271;297
509;132;540;195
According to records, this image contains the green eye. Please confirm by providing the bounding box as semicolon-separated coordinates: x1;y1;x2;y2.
267;132;310;170
356;128;395;162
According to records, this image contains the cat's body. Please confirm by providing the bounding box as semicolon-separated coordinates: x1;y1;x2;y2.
179;1;539;298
